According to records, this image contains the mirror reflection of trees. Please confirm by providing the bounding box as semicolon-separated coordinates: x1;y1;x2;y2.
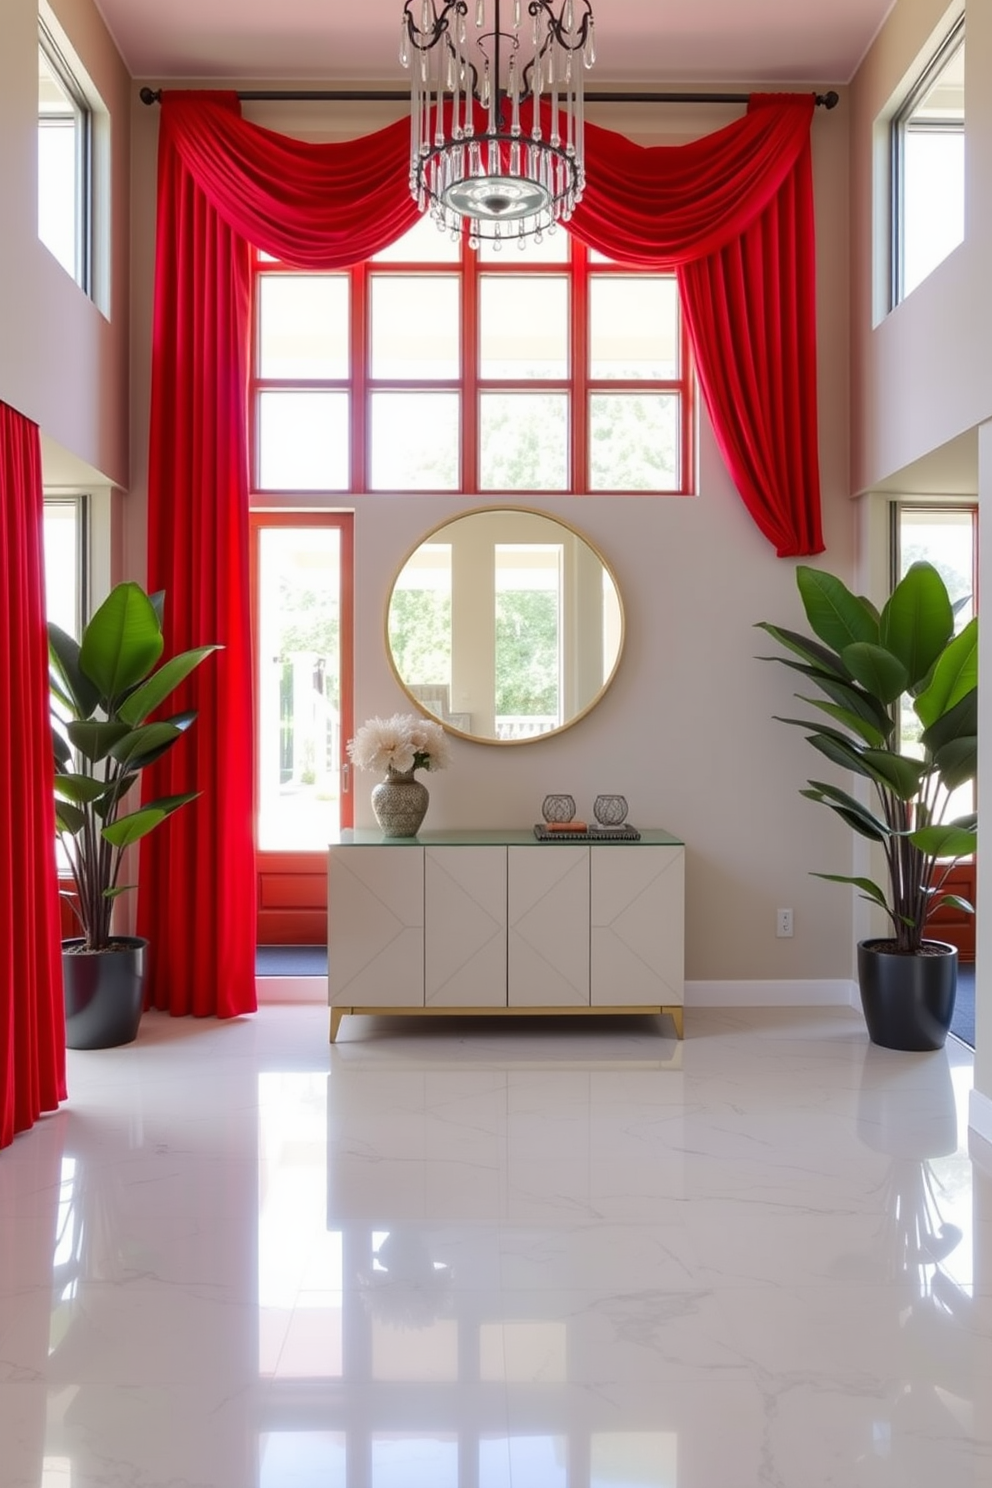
387;510;623;744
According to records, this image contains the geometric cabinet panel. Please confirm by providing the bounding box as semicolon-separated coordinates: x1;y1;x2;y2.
328;846;423;1007
508;845;590;1007
425;847;507;1007
591;844;684;1006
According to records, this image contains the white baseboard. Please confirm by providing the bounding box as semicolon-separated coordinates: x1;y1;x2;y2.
256;976;328;1004
686;979;860;1009
256;977;862;1010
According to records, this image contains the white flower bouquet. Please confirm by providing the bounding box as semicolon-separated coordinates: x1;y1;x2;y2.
347;713;452;777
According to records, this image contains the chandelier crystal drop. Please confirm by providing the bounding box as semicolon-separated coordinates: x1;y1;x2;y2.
401;0;595;247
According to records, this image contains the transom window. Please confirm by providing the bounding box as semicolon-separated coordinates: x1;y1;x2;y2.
38;23;91;292
251;217;694;496
891;17;965;306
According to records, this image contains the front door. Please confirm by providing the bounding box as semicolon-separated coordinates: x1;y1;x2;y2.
250;512;353;944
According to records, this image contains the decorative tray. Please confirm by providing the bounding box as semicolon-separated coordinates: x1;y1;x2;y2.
533;824;641;842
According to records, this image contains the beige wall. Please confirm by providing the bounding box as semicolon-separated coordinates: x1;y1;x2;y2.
849;0;991;1096
850;0;991;492
128;88;857;985
0;0;130;487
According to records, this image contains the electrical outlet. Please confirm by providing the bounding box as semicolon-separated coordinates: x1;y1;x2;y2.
776;908;794;938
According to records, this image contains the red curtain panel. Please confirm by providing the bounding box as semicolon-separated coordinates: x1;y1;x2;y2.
139;101;258;1018
143;90;823;1015
571;94;823;557
0;400;66;1147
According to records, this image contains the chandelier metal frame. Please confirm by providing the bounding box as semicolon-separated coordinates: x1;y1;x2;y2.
401;0;595;247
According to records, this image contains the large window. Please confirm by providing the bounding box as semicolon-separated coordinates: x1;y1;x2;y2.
891;18;965;306
42;495;86;638
252;216;694;497
38;23;91;292
895;501;976;824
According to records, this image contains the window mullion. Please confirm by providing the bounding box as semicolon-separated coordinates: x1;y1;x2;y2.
461;233;478;493
570;235;588;494
352;260;369;493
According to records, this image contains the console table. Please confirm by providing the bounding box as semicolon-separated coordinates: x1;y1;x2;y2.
327;829;684;1041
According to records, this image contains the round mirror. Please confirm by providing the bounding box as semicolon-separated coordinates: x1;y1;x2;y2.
385;507;624;744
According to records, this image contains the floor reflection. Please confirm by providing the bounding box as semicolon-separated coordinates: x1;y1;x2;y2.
1;1005;987;1487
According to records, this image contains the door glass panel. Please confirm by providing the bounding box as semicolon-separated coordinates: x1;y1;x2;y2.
257;527;343;850
495;544;561;738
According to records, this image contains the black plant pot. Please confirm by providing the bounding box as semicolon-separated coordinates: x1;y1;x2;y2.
857;939;957;1052
62;936;147;1050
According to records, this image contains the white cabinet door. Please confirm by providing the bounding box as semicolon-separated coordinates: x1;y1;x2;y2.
425;847;507;1007
328;846;424;1008
591;845;684;1007
507;846;589;1006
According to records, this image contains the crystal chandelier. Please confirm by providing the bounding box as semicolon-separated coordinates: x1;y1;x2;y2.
401;0;595;248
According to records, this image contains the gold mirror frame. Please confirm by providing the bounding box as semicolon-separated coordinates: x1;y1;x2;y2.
384;506;625;745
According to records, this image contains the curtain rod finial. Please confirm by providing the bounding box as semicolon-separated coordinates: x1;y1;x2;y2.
140;86;161;106
816;90;839;109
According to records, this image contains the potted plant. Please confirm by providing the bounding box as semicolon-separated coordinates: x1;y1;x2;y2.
756;561;977;1050
49;582;218;1048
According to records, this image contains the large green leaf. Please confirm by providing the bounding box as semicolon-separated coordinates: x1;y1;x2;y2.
915;617;978;728
140;790;200;816
100;791;198;848
801;671;892;735
858;748;926;800
804;730;874;777
109;720;184;770
796;567;879;651
101;806;168;847
117;646;220;727
79;583;165;703
920;687;978;756
839;642;908;705
812;872;891;909
932;735;977;791
51;729;72;769
801;781;888;840
54;772;114;805
115;714;196;773
66;719;131;762
879;561;953;689
796;696;888;748
48;623;101;720
930;893;974;916
909;824;977;858
54;800;86;835
753;622;848;678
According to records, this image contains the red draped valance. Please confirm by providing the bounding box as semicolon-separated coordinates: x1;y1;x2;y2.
141;89;823;1016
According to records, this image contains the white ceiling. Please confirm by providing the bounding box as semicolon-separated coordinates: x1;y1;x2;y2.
93;0;896;87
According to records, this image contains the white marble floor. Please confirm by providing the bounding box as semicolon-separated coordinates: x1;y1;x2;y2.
1;1004;990;1488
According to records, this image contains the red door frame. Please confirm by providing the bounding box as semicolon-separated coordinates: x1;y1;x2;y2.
249;510;354;944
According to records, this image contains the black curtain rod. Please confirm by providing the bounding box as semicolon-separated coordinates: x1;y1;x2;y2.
139;85;840;109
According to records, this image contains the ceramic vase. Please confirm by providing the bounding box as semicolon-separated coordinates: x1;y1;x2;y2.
371;767;429;837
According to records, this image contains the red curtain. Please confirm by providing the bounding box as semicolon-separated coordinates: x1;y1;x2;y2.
138;96;258;1017
144;90;823;1013
570;94;822;555
0;400;66;1147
